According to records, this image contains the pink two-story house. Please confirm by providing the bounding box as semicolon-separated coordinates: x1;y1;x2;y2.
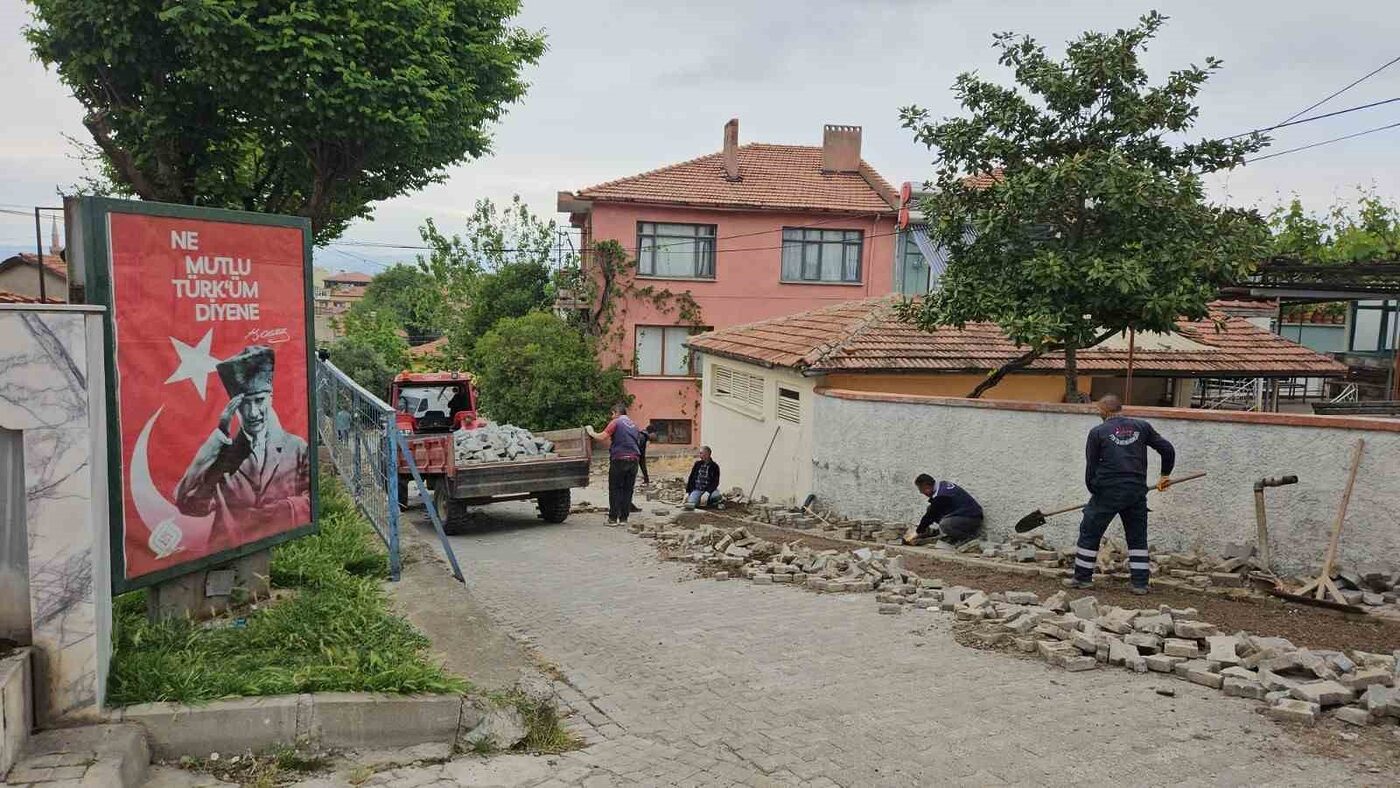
558;120;900;446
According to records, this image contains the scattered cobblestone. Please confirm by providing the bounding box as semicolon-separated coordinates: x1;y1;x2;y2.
364;500;1394;786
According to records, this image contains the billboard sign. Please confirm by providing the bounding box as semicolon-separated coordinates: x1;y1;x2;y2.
72;198;317;593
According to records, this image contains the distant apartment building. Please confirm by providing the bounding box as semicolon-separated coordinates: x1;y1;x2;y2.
558;120;906;445
314;270;373;341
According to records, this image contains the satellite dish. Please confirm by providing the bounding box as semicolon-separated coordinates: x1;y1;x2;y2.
899;181;913;206
897;207;910;230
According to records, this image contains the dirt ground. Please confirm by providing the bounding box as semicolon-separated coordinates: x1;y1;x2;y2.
676;513;1400;655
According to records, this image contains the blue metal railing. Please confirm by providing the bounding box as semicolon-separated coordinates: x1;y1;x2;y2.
314;358;401;580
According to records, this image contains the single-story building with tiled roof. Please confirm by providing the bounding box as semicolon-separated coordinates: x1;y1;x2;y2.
0;252;66;302
683;297;1347;503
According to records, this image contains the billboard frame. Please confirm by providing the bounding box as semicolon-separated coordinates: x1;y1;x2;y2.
72;197;318;595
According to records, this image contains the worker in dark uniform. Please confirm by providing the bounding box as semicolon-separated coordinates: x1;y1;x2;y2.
629;424;656;514
904;474;984;545
1067;394;1175;594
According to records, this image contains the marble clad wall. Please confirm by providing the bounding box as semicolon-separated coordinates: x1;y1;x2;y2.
0;305;111;724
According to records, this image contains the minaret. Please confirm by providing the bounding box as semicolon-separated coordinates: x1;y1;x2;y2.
49;216;61;256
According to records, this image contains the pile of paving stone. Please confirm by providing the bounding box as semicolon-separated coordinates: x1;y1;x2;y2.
646;522;923;593
627;517;1400;730
742;502;1400;610
453;423;556;465
955;590;1400;729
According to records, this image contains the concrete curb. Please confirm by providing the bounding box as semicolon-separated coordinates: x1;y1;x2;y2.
109;692;487;760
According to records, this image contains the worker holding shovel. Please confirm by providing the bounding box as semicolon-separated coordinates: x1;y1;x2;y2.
1066;394;1175;595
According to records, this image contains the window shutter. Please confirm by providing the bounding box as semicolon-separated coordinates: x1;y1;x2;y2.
777;388;800;423
712;364;765;416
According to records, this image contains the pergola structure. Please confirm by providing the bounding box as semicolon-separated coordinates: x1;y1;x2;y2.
1222;258;1400;401
1230;259;1400;301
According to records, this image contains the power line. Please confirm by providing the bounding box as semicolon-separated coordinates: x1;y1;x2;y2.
1279;54;1400;124
1243;119;1400;164
1227;96;1400;139
327;213;886;257
580;226;906;259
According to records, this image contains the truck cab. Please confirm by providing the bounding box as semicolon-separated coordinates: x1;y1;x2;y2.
389;372;484;435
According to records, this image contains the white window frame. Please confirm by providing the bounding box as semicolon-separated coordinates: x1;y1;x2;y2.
636;222;717;279
634;325;705;377
711;364;765;418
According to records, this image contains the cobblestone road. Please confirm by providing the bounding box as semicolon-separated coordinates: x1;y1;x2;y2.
359;500;1372;787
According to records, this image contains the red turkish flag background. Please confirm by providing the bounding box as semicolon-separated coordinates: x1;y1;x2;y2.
108;213;310;582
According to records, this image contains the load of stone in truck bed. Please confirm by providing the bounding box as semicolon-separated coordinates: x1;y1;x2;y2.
453;423;557;465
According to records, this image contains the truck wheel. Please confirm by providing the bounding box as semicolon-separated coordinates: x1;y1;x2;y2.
536;489;571;524
397;477;410;509
433;484;473;535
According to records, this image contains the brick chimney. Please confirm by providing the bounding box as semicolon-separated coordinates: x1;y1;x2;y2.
821;124;862;173
723;118;741;181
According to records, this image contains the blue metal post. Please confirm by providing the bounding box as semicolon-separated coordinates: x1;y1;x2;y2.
352;405;363;490
396;431;464;583
386;421;402;581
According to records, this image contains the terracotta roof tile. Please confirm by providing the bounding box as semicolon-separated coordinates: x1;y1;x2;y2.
326;271;373;284
0;290;61;304
961;170;1003;189
1208;298;1277;317
687;297;1347;378
0;253;66;280
576;144;896;214
408;336;448;357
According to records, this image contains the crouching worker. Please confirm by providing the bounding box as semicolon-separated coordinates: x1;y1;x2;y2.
904;474;984;545
684;446;723;510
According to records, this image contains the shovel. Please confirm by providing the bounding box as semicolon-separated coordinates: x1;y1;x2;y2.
1013;470;1208;533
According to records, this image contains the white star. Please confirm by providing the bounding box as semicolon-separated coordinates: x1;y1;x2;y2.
165;329;220;400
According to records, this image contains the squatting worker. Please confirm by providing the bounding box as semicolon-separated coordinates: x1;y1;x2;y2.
586;403;643;526
1067;394;1175;594
904;474;984;545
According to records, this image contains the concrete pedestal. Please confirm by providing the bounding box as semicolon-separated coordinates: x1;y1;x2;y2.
145;551;273;622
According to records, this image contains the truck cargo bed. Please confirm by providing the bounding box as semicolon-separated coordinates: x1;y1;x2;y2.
446;427;591;499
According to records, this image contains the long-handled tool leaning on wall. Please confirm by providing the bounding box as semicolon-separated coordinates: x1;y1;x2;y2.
1270;438;1368;613
1251;474;1298;575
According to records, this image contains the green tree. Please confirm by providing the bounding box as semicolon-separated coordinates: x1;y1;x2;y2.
471;312;627;431
419;196;565;363
1269;190;1400;263
460;260;553;348
334;303;409;392
326;340;399;398
26;0;545;242
898;12;1269;400
359;264;442;344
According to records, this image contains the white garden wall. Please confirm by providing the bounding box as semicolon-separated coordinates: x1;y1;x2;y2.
811;388;1400;575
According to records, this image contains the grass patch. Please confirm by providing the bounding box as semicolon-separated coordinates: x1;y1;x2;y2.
108;475;468;705
516;697;577;754
487;691;580;755
176;744;331;787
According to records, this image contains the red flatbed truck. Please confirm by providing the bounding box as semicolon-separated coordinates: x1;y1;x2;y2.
390;371;591;534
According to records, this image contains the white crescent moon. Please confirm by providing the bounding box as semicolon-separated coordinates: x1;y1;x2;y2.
131;405;214;557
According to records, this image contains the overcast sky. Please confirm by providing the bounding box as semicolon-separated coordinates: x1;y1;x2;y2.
3;0;1399;272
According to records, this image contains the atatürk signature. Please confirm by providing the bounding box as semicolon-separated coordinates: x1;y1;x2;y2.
245;327;291;344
